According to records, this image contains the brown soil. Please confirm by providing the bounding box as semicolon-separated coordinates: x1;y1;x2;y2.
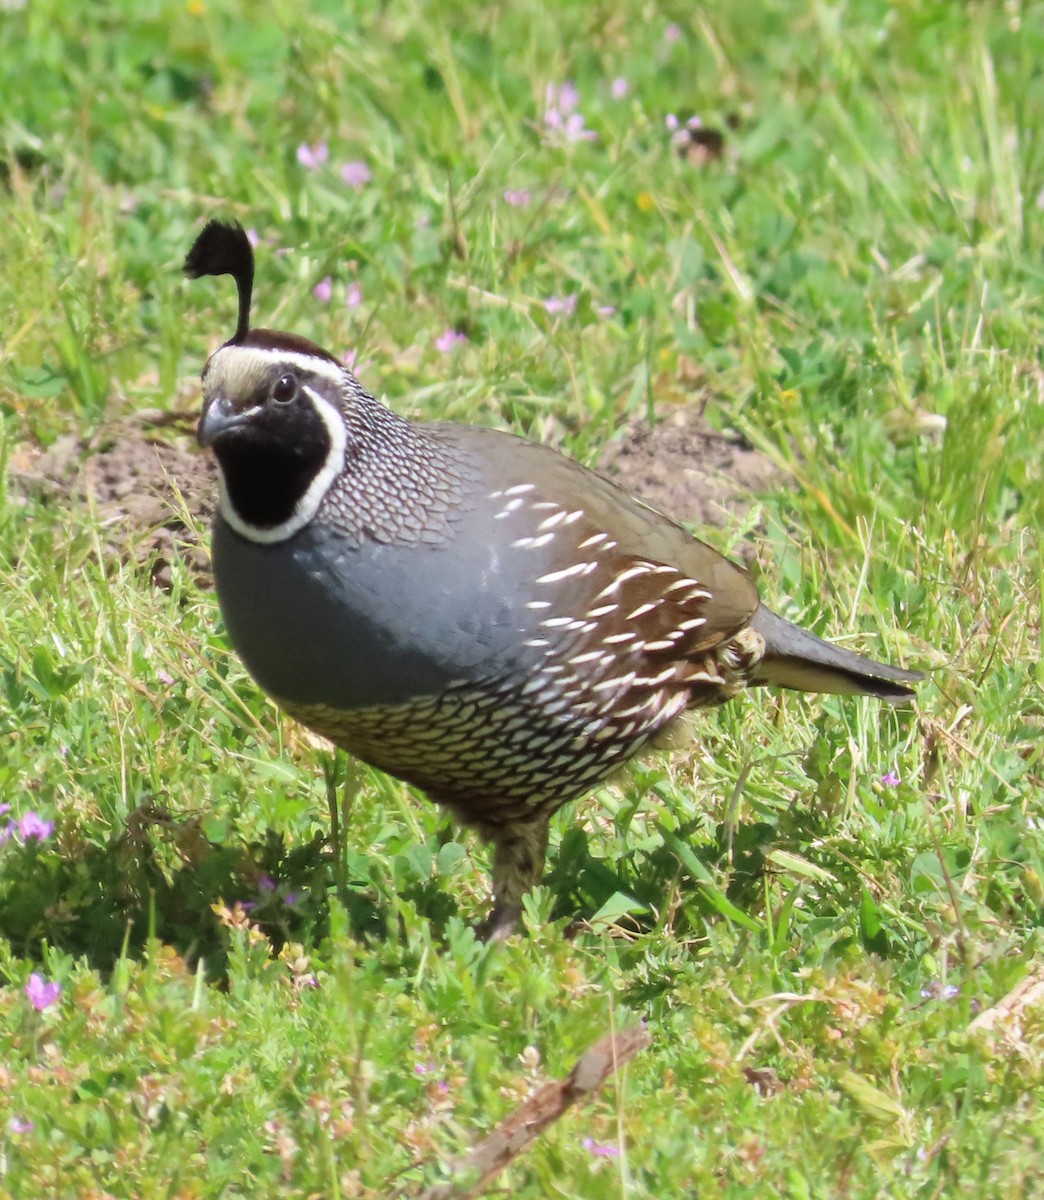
10;418;216;588
598;404;782;548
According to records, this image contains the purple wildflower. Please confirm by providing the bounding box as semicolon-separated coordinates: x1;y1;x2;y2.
340;160;372;189
18;813;53;841
503;188;532;208
665;113;680;131
345;281;363;309
25;973;61;1011
596;304;616;317
157;669;175;686
283;892;299;907
296;142;328;170
258;874;276;893
880;770;900;787
342;349;359;372
668;114;708;151
546;82;579;114
921;981;960;1001
544;83;596;144
435;329;468;353
314;277;333;304
560;81;580;111
582;1137;621;1158
664;22;682;43
544;294;578;317
246;229;260;248
8;1118;33;1134
610;77;629;100
921;984;964;1003
545;111;597;143
0;804;9;818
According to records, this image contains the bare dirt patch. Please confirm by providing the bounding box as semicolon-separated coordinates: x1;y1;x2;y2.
10;419;216;588
599;403;782;544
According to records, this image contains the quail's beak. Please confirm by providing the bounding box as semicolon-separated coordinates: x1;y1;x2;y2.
198;395;249;448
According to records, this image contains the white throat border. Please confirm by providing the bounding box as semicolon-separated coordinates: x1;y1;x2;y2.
218;383;348;545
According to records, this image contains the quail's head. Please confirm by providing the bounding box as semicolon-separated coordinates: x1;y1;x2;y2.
186;220;352;542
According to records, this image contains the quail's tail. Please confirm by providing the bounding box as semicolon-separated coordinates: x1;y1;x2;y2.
749;605;922;703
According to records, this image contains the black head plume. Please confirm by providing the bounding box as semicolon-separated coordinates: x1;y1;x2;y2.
184;219;254;344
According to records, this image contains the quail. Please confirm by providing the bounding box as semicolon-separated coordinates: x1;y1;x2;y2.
185;219;922;939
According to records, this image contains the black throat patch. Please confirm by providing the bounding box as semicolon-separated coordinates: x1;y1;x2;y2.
214;401;333;530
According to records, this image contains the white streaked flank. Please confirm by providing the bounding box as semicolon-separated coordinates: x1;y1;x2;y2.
536;561;593;585
626;601;660;620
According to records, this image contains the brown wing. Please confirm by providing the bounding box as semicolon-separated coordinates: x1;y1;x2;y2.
437;426;765;747
438;423;762;651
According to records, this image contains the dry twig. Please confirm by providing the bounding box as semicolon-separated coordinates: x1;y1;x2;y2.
414;1022;651;1200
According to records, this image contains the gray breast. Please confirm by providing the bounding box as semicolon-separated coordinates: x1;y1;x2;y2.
212;510;536;711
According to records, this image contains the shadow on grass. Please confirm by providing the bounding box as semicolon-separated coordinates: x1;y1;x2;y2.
1;801;801;981
0;804;388;976
546;819;776;930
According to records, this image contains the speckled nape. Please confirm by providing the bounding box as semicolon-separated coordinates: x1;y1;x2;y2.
316;390;476;548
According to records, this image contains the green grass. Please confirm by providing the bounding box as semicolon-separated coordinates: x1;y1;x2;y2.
1;0;1043;1195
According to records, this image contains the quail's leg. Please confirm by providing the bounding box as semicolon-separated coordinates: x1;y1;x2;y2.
479;819;550;941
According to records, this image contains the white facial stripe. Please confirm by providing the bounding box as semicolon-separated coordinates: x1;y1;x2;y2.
207;345;351;393
219;387;348;545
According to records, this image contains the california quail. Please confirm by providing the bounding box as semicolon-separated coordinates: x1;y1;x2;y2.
185;220;922;938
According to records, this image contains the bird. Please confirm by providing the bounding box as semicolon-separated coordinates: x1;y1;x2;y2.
185;218;922;939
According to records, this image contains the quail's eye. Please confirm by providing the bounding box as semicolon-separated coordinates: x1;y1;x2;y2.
272;374;296;403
